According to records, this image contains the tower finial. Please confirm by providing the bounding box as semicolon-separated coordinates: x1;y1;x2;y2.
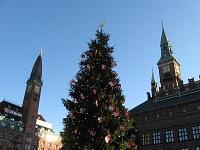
162;21;164;31
40;49;44;57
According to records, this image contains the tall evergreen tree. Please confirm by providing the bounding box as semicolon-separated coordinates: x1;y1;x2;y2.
61;28;136;150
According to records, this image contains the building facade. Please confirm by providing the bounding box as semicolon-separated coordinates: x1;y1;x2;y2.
130;27;200;150
0;54;61;150
36;114;62;150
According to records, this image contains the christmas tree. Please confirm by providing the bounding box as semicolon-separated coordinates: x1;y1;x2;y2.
61;28;136;150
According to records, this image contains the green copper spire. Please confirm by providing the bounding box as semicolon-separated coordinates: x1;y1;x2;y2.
160;23;170;46
158;24;174;64
151;68;156;84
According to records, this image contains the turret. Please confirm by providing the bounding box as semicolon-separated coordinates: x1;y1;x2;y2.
151;69;158;99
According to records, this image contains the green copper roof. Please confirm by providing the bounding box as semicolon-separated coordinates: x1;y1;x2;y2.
160;25;170;46
151;68;156;84
158;25;174;64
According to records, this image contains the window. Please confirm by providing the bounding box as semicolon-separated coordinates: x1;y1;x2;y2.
0;132;5;137
25;144;30;150
153;132;160;144
26;137;32;142
178;128;188;141
156;114;160;118
0;139;3;146
181;148;188;150
0;121;5;127
19;127;23;132
10;124;15;129
192;125;200;139
144;115;148;121
142;133;150;145
165;130;174;143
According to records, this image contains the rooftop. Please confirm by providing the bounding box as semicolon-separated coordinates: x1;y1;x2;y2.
130;78;200;114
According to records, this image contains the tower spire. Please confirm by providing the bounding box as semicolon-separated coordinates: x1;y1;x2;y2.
151;68;158;100
160;23;170;47
157;25;182;89
158;24;174;65
151;68;156;84
30;53;42;82
22;52;43;149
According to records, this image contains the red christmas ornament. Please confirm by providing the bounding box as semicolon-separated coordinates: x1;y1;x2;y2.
120;125;125;130
94;50;98;56
93;89;97;95
127;139;135;148
86;64;91;70
70;79;76;85
113;111;119;117
80;108;85;113
109;81;116;87
101;64;107;70
95;100;99;107
109;105;114;111
125;111;130;117
69;112;75;119
98;117;103;123
105;135;111;143
74;129;78;134
80;93;85;100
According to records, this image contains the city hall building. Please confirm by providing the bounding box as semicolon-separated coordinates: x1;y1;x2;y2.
131;27;200;150
0;53;61;150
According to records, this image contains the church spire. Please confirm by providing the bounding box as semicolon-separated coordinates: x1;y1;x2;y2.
160;23;170;46
30;53;42;82
151;68;156;84
158;24;174;64
151;68;158;99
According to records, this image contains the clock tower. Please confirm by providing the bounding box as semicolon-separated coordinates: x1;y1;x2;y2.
22;53;43;149
157;25;182;89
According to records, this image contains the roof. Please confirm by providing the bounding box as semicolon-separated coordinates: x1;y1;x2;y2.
30;55;42;81
0;100;22;112
130;90;200;114
37;114;46;121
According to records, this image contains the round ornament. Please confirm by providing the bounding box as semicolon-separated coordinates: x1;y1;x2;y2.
105;135;111;143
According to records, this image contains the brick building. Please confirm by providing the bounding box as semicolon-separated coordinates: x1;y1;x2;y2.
130;26;200;150
0;53;62;150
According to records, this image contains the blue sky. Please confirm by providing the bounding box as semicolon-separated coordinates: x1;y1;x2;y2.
1;0;200;132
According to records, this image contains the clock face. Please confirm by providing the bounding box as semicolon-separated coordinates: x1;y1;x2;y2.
163;64;170;73
34;85;40;94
